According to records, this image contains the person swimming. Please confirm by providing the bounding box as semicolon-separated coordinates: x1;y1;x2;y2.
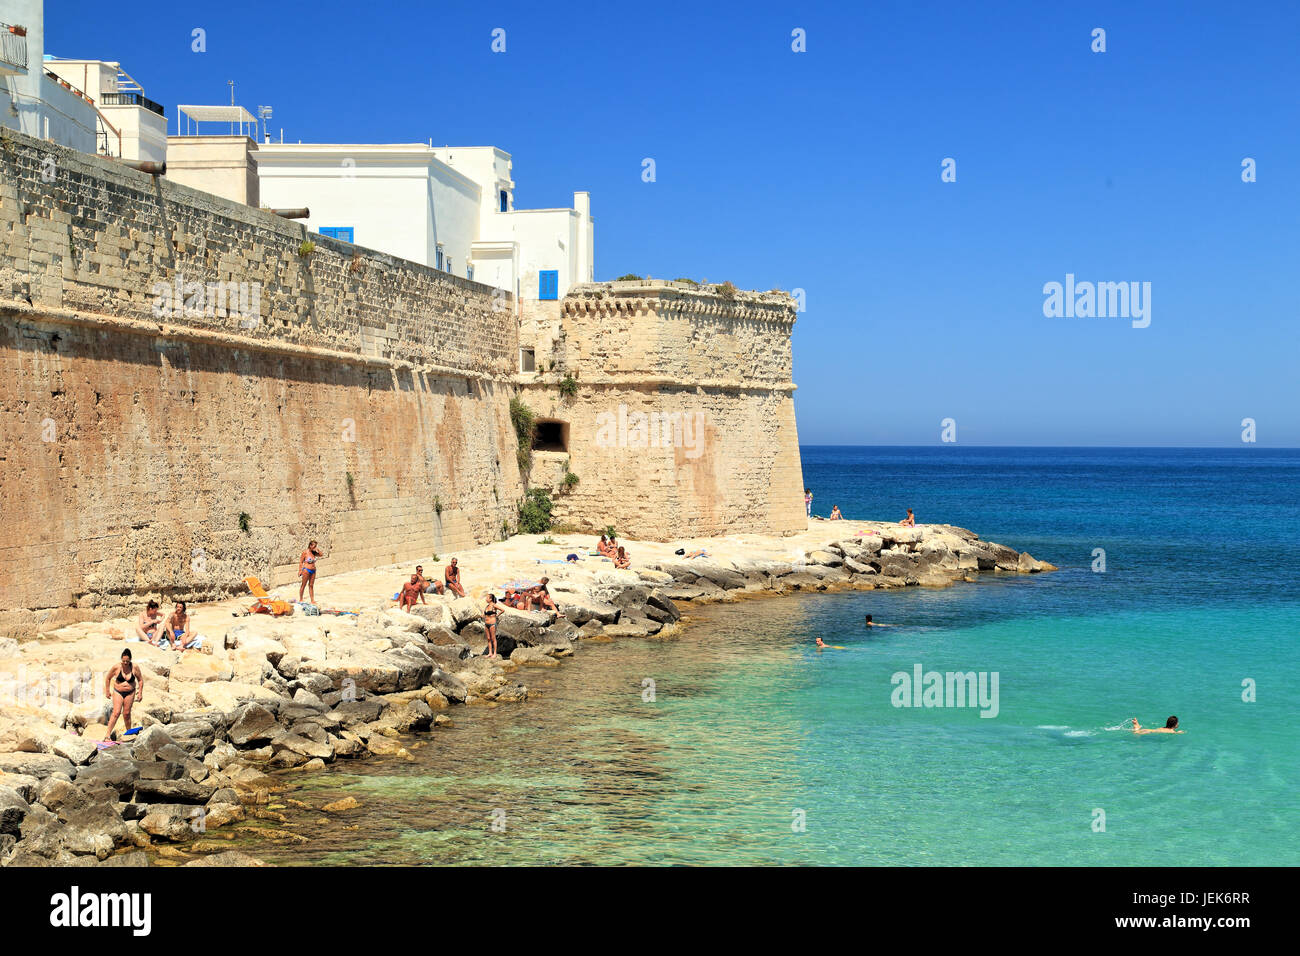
1132;716;1183;735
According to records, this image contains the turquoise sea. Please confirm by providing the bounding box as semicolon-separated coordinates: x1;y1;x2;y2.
262;447;1299;865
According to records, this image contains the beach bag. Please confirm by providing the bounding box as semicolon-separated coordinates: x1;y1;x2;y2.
299;603;320;616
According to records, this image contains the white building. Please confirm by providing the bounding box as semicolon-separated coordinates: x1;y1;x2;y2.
43;59;166;162
255;141;594;302
1;1;164;162
0;0;96;151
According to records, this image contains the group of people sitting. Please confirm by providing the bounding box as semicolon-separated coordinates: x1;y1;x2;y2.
133;599;205;651
818;505;916;525
597;534;631;569
500;576;563;614
398;558;467;610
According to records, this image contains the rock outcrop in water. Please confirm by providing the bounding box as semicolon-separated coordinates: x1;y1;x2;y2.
0;521;1051;866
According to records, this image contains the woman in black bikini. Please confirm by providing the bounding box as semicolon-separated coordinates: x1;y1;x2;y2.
103;649;144;741
483;594;499;659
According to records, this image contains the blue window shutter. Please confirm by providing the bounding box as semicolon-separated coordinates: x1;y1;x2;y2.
539;270;558;300
319;227;353;243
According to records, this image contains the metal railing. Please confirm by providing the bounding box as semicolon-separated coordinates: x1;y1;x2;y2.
101;91;165;116
0;23;28;73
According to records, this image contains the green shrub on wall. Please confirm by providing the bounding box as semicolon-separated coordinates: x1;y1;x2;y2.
518;487;554;534
510;396;536;475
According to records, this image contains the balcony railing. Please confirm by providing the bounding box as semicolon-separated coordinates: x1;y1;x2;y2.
101;91;165;117
0;23;28;75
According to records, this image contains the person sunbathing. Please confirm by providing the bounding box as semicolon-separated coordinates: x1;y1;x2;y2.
502;588;528;610
414;566;442;597
596;534;612;556
134;600;164;645
900;508;916;527
829;506;843;520
614;546;631;570
529;577;565;615
162;601;202;651
398;574;423;612
444;557;466;598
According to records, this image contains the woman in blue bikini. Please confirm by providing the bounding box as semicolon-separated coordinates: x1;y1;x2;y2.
299;540;324;604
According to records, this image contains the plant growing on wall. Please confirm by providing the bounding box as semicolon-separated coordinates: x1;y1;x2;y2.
238;512;252;534
715;280;738;300
298;240;315;258
604;524;617;539
433;495;443;516
510;396;536;476
563;459;579;491
615;273;643;281
518;488;554;534
558;374;579;399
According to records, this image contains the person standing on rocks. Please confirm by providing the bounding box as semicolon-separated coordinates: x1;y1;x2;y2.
483;593;499;659
806;489;813;518
103;648;143;741
299;540;325;603
445;557;466;598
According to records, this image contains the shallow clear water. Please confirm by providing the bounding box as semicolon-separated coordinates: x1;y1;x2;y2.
249;447;1298;865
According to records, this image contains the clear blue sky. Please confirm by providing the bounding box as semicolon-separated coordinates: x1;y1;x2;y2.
51;0;1299;446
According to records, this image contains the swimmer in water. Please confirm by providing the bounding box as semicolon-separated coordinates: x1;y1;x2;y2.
1132;716;1183;735
864;614;894;627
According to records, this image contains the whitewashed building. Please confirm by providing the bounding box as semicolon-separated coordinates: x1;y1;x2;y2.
0;0;96;151
43;59;166;162
255;142;594;303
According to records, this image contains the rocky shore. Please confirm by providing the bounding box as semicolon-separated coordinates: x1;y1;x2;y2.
0;520;1053;867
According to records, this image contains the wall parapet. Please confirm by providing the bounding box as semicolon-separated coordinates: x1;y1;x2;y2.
0;125;517;378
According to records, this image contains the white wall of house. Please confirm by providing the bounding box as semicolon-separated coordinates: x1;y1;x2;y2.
44;59;167;163
0;0;96;151
254;144;480;277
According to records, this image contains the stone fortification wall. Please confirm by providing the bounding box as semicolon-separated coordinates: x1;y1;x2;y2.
0;127;524;634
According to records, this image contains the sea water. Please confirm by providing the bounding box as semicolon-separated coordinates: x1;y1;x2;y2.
261;447;1298;865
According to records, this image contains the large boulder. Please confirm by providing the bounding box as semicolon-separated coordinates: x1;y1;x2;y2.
382;608;430;635
73;757;141;798
510;646;559;668
426;669;468;705
0;752;75;779
195;682;283;712
228;703;279;747
645;590;681;623
51;736;99;767
986;542;1021;571
132;778;215;805
311;653;403;695
139;804;202;841
383;645;436;691
329;699;384;728
171;654;235;684
0;787;29;835
449;597;483;628
551;591;620;625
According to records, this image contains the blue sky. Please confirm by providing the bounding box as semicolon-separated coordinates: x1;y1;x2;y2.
51;0;1299;446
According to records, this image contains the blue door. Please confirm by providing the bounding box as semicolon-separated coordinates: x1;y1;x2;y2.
319;226;354;243
539;270;559;300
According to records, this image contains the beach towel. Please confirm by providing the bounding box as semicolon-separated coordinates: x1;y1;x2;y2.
535;559;569;564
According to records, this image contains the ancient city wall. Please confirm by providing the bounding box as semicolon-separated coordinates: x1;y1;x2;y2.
519;282;806;540
0;127;524;634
